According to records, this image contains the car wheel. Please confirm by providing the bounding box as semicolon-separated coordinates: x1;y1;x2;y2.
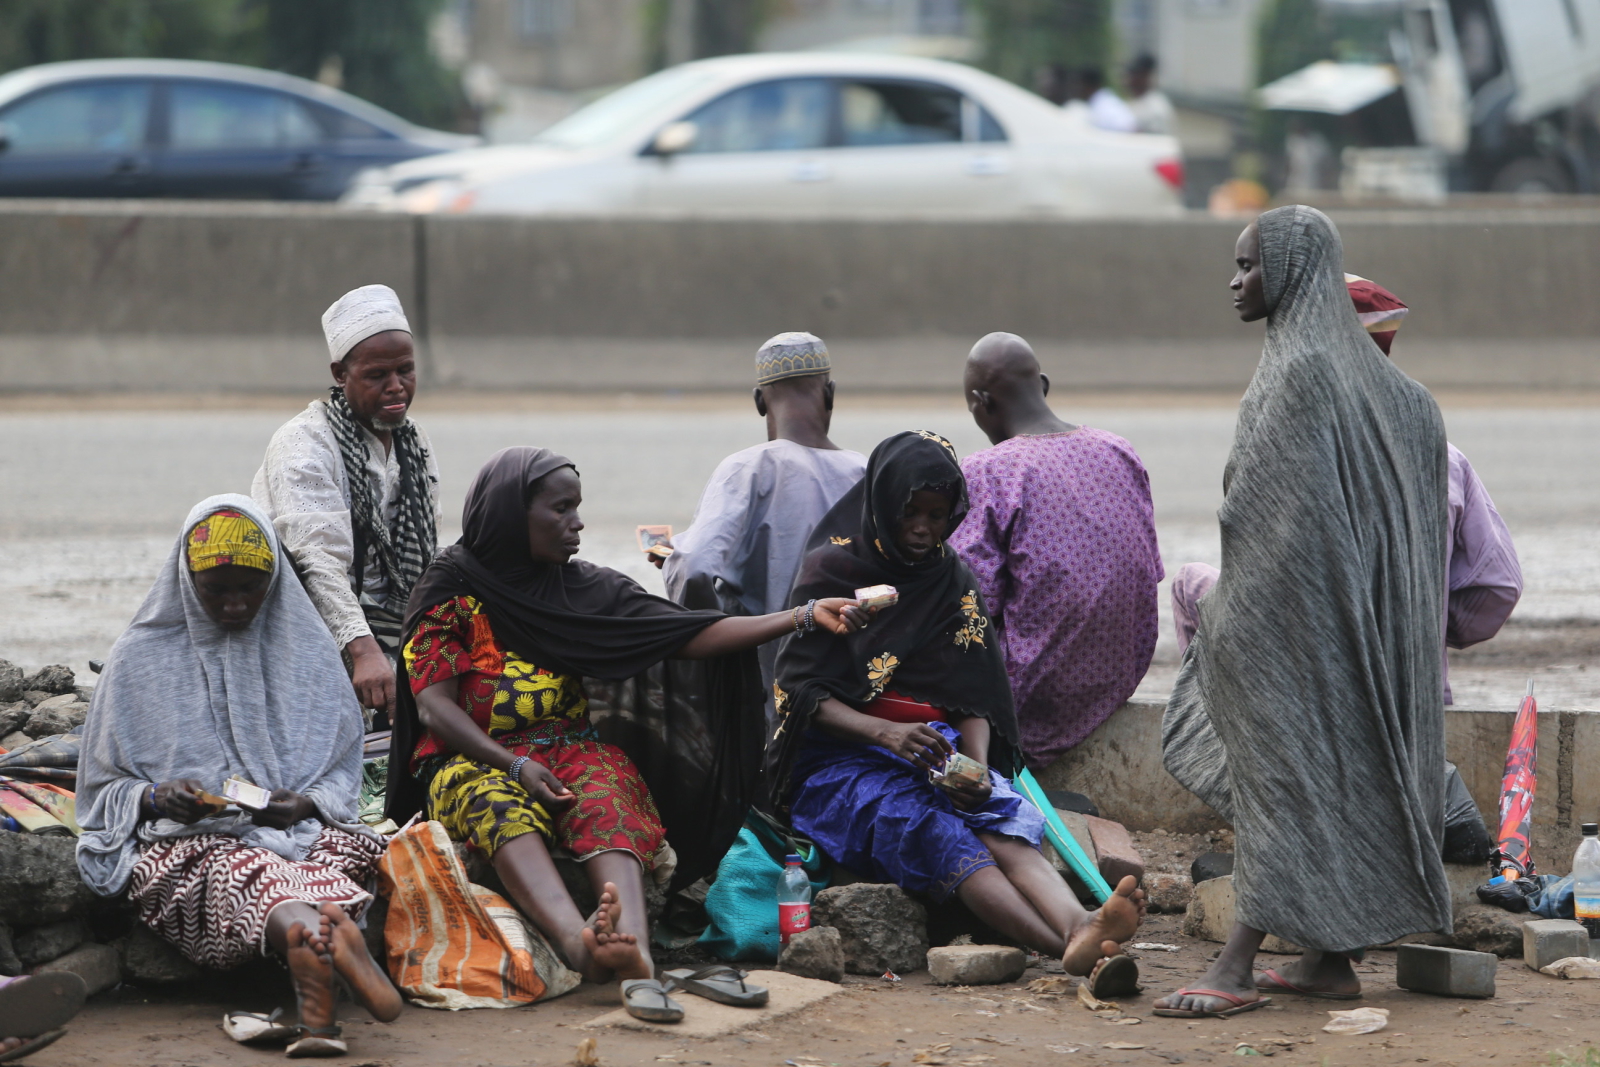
1489;157;1571;194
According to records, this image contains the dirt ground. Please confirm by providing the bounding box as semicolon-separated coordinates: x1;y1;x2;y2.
26;911;1599;1067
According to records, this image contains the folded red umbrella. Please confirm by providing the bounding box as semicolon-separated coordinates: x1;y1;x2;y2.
1477;681;1539;910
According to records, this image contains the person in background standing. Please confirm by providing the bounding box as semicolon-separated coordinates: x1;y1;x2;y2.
252;284;441;726
949;333;1162;767
1171;273;1522;705
1125;53;1174;135
1064;68;1137;133
660;332;866;728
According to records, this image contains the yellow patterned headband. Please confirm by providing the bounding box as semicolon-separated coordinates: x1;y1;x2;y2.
186;509;274;573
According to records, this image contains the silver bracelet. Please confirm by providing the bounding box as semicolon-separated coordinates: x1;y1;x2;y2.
801;599;817;634
507;755;531;785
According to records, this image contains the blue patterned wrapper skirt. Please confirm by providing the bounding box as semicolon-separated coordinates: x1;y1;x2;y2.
789;721;1045;901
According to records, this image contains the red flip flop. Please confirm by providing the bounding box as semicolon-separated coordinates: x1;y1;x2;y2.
1152;988;1272;1019
1255;967;1362;1000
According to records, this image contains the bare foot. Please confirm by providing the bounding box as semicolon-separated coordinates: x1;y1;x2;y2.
319;902;403;1022
578;882;651;982
286;921;337;1034
1062;875;1145;975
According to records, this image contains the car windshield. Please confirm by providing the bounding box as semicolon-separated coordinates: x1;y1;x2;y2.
533;66;719;149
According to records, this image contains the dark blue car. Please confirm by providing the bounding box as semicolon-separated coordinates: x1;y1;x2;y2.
0;58;478;200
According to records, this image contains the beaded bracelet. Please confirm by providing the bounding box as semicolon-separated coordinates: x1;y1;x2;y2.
800;599;817;634
507;755;531;785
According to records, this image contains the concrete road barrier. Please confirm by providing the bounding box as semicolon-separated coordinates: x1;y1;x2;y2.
1037;699;1600;874
0;200;1594;392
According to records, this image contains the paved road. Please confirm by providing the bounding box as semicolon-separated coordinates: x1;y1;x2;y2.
2;393;1595;706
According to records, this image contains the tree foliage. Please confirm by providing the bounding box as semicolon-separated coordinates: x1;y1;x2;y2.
0;0;467;130
968;0;1111;94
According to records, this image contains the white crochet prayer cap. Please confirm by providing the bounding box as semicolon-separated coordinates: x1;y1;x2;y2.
322;284;411;361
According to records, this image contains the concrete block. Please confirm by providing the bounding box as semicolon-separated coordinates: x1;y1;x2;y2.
1084;815;1144;887
1523;919;1590;971
926;944;1027;986
1182;876;1303;954
778;926;845;984
1395;944;1497;998
34;942;119;996
0;833;97;927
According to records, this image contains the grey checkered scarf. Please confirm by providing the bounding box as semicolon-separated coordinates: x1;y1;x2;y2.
325;386;436;614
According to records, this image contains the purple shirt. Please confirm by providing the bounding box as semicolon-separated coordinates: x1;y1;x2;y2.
950;428;1163;766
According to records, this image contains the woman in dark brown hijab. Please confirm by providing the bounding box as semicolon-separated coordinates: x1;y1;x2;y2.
388;447;865;1021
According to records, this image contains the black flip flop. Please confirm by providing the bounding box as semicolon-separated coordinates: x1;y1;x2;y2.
0;973;87;1039
620;979;685;1023
0;1029;67;1064
1089;954;1142;999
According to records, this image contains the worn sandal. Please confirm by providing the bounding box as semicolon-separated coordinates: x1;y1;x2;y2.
0;973;86;1040
223;1007;297;1046
286;1024;348;1058
1088;954;1142;999
1151;988;1271;1019
662;965;769;1008
0;1029;68;1064
620;978;685;1024
1255;967;1361;1000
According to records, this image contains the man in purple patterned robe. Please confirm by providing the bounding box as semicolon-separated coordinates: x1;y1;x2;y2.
949;333;1163;767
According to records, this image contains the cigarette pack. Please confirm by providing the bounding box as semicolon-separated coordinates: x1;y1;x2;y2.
222;777;273;812
636;524;674;558
854;584;899;609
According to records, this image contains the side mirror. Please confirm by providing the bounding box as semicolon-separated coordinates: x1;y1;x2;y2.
652;121;697;157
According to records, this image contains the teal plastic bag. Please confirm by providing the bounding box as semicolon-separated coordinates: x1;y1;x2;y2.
699;813;829;962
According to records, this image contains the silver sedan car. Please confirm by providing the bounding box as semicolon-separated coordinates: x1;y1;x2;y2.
344;53;1185;217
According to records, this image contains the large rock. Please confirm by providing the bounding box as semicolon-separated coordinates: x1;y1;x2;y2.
1143;872;1194;914
0;923;22;976
0;661;24;703
116;926;203;984
14;919;89;968
34;942;119;996
926;944;1027;986
1452;904;1529;958
1182;875;1302;954
0;833;97;926
25;698;88;738
0;702;31;738
1190;852;1236;885
0;731;31;752
778;925;845;983
812;884;928;975
22;665;76;697
20;692;51;709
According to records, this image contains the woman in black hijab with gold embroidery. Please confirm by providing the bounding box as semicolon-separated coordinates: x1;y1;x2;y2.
771;432;1144;976
387;447;865;1021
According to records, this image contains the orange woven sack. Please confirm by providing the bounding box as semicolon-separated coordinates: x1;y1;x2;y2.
377;820;581;1009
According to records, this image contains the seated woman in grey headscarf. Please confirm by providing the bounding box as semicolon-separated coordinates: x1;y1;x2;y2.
75;495;401;1057
1154;207;1451;1018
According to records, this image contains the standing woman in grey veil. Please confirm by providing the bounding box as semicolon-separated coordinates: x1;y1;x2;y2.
1155;207;1451;1018
75;495;401;1057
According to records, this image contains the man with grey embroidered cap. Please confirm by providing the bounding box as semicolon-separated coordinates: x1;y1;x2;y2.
252;284;440;725
658;332;866;729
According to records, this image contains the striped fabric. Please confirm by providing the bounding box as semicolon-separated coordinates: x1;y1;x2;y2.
128;827;382;970
375;820;579;1010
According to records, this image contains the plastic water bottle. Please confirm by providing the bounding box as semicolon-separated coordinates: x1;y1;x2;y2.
1574;822;1600;940
777;853;811;945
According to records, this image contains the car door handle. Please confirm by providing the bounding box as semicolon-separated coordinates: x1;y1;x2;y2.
107;156;148;176
789;161;831;182
965;154;1010;176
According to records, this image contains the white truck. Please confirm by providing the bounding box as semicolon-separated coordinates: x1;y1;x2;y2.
1397;0;1600;191
1265;0;1600;193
